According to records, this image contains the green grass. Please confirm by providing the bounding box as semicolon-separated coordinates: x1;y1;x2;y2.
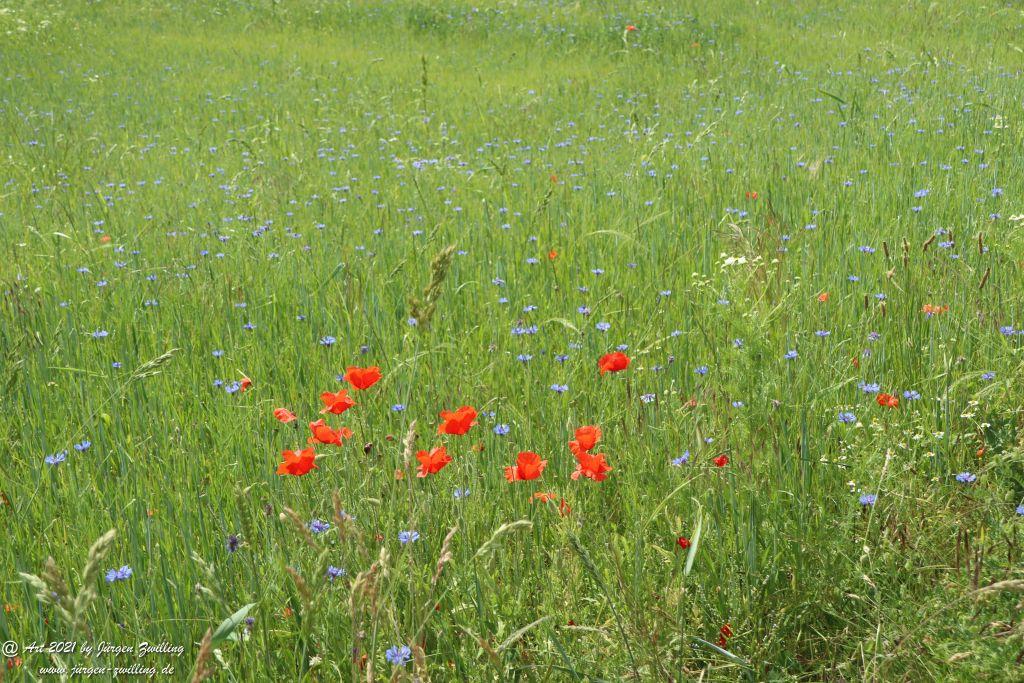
3;0;1024;680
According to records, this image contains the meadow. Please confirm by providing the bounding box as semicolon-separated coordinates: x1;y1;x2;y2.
3;0;1024;680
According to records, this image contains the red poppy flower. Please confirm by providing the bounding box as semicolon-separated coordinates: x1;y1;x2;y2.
344;365;382;390
677;536;691;550
625;24;637;32
876;393;899;408
437;406;477;435
548;249;558;260
273;408;297;423
571;451;612;482
240;376;252;392
308;419;352;446
416;446;452;477
277;447;317;476
531;492;571;516
922;303;949;315
598;352;630;375
320;389;356;415
569;425;602;454
505;451;547;482
713;454;729;467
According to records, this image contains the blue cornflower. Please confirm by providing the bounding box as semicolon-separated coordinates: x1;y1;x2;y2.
955;472;977;484
105;565;133;583
672;451;690;467
859;493;877;507
555;354;569;362
454;487;471;500
45;450;68;466
326;566;346;581
386;645;412;666
838;412;857;424
74;440;91;452
903;390;921;400
517;354;532;362
391;404;406;412
595;321;611;332
224;381;241;394
226;535;240;553
320;336;337;347
493;424;510;436
398;530;419;545
858;382;880;394
732;338;744;348
1016;504;1024;516
212;349;224;358
642;394;656;404
309;519;330;534
815;330;830;338
981;372;996;381
92;329;109;339
784;350;798;360
550;384;569;393
695;365;709;375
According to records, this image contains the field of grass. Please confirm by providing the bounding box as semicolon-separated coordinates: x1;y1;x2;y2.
3;1;1024;680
